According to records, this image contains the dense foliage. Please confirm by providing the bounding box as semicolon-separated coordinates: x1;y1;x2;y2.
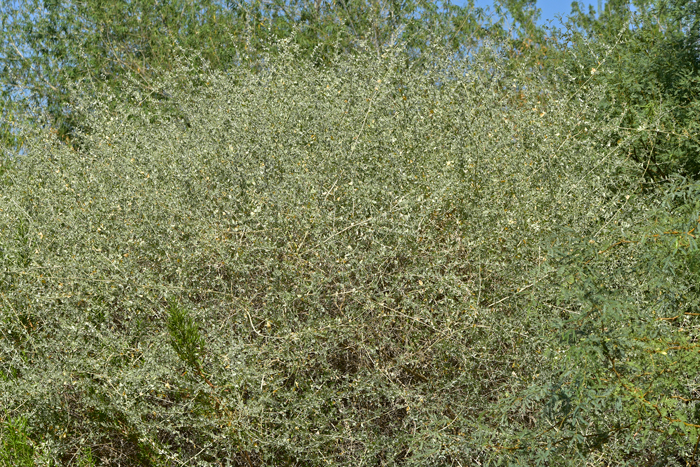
1;0;700;465
1;32;698;465
0;0;532;151
560;0;700;180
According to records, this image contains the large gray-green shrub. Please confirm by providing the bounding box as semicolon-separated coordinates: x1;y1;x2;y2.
1;36;697;466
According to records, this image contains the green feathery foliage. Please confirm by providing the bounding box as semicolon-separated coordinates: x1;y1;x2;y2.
558;0;700;181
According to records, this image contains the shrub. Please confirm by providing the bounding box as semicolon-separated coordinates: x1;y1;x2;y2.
0;35;696;465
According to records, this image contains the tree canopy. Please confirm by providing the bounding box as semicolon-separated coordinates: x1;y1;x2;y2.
561;0;700;180
1;0;540;150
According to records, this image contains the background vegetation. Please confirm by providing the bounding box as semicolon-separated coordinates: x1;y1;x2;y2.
0;0;699;465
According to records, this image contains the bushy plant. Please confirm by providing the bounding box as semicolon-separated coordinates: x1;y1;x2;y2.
1;416;34;467
556;0;700;181
0;34;696;465
0;0;511;153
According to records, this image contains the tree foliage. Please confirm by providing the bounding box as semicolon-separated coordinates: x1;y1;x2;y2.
0;0;540;152
560;0;700;181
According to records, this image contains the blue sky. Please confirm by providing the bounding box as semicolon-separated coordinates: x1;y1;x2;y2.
451;1;606;29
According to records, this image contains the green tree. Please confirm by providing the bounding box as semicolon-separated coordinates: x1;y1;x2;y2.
0;0;549;154
0;0;245;146
561;0;700;181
